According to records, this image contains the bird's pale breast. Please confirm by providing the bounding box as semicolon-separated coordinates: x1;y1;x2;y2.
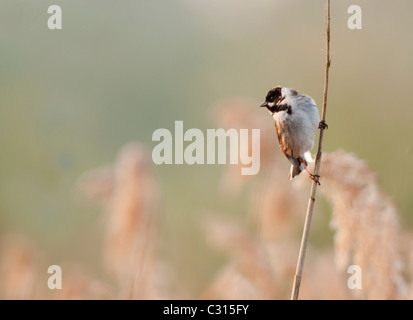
273;101;319;159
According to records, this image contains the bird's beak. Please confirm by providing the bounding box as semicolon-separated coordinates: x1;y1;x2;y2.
260;101;268;108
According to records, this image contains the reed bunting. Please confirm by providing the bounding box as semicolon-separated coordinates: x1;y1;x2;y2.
260;86;327;184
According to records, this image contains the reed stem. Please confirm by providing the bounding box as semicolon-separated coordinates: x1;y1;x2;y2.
291;0;331;300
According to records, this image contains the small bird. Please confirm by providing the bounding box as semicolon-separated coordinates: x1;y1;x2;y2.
260;86;327;183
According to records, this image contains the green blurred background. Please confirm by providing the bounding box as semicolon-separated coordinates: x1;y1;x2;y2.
1;0;413;294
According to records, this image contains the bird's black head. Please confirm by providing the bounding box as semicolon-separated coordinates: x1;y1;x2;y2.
260;86;283;112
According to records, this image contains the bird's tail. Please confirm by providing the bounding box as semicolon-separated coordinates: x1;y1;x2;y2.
288;162;305;180
287;152;314;180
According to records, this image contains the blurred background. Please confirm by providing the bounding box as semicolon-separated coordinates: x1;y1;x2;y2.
0;0;413;299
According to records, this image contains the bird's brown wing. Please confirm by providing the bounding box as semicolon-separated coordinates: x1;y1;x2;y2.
274;120;306;169
274;119;294;159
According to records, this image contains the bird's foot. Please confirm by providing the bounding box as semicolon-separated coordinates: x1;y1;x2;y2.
319;120;328;130
308;172;321;186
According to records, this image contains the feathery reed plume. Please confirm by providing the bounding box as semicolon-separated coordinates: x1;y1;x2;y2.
203;215;352;299
291;0;331;300
103;143;160;299
202;263;263;300
250;166;307;242
265;243;352;300
203;215;279;299
320;150;406;299
298;250;352;300
0;236;41;300
78;142;179;299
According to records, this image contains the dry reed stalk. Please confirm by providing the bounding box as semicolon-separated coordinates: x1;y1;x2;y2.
101;143;160;299
291;0;331;300
78;143;180;299
320;150;406;299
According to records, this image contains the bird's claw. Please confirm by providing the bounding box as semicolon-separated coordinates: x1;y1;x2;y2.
319;120;328;130
308;173;321;186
